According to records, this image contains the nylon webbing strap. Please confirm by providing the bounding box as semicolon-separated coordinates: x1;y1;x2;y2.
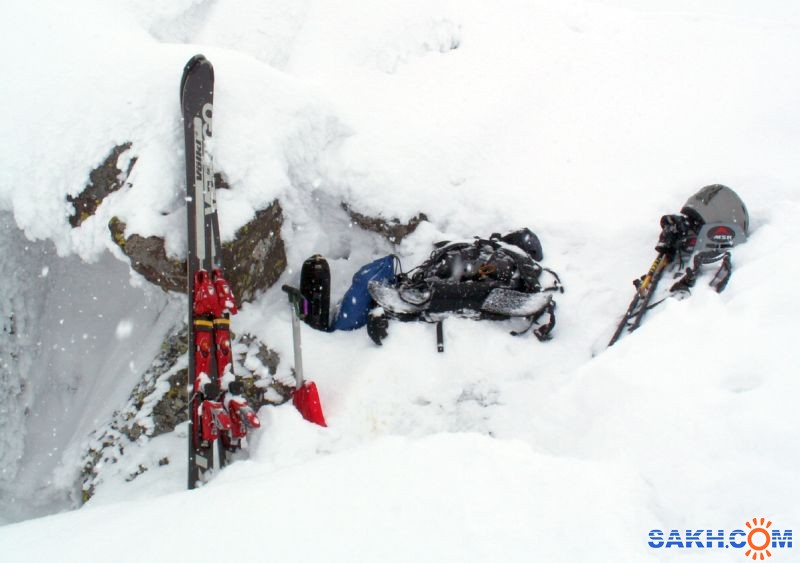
670;250;732;294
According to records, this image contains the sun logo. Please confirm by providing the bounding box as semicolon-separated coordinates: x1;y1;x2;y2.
745;518;773;560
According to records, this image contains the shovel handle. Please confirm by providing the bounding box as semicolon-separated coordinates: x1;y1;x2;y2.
283;284;310;320
282;284;303;301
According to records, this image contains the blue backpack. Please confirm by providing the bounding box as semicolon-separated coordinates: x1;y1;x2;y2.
333;255;397;331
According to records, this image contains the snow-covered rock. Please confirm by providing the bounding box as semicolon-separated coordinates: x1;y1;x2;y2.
1;1;799;562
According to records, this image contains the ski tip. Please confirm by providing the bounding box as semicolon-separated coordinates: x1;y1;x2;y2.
180;54;214;101
184;54;208;74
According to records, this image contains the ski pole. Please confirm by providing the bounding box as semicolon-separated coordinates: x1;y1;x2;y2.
608;252;669;347
637;252;668;296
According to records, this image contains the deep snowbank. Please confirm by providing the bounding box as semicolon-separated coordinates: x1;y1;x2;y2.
4;0;798;257
1;0;799;561
0;429;660;563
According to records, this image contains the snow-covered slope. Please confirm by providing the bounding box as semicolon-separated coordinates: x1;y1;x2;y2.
1;0;799;561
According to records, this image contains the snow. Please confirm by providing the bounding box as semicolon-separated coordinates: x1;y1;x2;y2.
1;0;800;561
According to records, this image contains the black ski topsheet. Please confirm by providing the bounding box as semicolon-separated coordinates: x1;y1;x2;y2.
181;54;218;489
182;54;218;274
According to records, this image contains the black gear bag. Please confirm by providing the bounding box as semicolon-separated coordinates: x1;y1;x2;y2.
367;229;563;349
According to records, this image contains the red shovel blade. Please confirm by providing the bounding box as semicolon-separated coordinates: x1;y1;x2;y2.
293;381;327;427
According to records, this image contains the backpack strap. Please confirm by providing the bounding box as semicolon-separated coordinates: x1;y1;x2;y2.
510;300;557;341
539;267;564;294
669;249;732;294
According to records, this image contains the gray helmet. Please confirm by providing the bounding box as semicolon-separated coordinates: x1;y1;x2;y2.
682;184;749;233
682;184;749;249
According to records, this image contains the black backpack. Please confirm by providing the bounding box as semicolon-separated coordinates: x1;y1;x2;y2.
367;229;563;347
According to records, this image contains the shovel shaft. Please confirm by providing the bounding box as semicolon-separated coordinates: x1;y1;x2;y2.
283;285;305;388
282;284;327;427
290;304;304;387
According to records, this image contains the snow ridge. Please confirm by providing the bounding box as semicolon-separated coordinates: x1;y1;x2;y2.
1;2;800;562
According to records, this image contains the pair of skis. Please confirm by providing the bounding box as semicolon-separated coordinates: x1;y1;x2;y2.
181;55;326;488
181;55;261;489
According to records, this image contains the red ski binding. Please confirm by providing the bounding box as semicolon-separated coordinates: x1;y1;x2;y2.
200;399;232;442
212;268;238;314
193;270;221;317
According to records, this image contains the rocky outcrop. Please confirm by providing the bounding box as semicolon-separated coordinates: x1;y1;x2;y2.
68;144;286;301
70;144;430;298
343;203;427;244
218;203;286;303
68;143;136;227
79;325;189;500
79;326;288;502
109;199;286;302
109;217;186;292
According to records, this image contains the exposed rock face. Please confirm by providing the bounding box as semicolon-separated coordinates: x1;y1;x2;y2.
79;325;189;501
109;200;286;302
218;203;286;303
109;217;186;292
343;203;427;244
79;327;287;502
68;143;136;227
71;142;433;504
69;144;429;299
68;143;286;301
237;333;293;404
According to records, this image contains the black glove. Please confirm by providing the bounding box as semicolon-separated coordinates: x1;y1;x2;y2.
367;308;389;345
655;214;691;254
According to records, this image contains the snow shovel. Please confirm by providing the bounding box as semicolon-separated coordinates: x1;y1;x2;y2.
282;285;327;426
